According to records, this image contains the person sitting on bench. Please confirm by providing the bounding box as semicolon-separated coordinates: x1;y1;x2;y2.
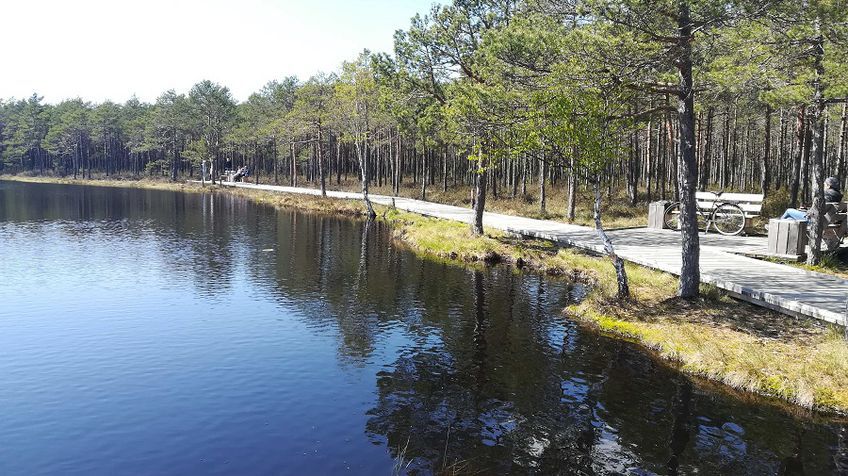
233;166;248;182
780;177;843;222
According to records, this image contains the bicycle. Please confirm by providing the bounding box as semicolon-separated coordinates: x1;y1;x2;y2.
663;191;747;236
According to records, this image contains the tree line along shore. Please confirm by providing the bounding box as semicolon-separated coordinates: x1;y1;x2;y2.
1;2;846;297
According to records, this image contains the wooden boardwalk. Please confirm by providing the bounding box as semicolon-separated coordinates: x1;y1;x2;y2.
218;181;848;326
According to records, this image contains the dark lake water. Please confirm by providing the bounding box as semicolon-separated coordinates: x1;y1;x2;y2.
1;180;846;475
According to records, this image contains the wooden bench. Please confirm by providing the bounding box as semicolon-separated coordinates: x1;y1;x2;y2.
696;191;764;234
219;169;236;182
823;202;847;251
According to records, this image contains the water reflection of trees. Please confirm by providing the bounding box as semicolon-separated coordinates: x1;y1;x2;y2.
6;181;845;473
242;204;845;474
265;213;442;361
361;266;643;474
0;181;247;296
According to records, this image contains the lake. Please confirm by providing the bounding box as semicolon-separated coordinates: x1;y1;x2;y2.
0;180;845;475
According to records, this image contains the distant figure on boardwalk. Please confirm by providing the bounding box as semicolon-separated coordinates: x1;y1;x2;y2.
780;177;843;222
233;166;250;182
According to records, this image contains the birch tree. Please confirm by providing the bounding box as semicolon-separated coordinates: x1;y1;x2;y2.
336;52;381;218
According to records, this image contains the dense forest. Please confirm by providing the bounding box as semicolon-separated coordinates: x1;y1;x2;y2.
2;0;847;292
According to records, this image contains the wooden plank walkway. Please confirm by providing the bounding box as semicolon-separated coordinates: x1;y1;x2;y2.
216;181;848;326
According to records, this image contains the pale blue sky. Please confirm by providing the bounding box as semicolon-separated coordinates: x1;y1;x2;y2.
2;0;438;103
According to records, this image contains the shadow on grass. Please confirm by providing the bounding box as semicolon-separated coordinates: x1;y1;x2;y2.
602;292;831;345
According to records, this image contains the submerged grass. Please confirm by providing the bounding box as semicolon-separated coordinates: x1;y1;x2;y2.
6;173;848;414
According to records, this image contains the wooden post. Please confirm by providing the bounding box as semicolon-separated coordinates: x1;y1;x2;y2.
648;201;671;229
766;219;807;260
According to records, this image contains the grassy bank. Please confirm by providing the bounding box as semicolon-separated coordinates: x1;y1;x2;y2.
5;173;848;414
2;174;199;192
1;174;370;217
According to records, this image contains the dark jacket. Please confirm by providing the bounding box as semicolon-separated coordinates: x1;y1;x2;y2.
825;188;843;203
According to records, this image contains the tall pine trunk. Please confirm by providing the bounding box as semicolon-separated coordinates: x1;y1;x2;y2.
806;33;826;266
566;154;577;222
273;140;279;185
290;143;297;187
790;107;805;207
539;155;547;215
442;147;448;192
317;124;326;197
676;0;700;298
420;148;427;201
837;103;847;190
357;140;376;219
699;108;714;191
472;156;487;236
761;104;772;195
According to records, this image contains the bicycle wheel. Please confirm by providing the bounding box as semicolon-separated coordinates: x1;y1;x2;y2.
664;202;681;230
712;203;746;235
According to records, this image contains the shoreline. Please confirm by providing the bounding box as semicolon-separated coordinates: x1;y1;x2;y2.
4;173;848;416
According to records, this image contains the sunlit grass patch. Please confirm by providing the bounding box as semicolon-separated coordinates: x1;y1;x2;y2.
382;208;520;266
226;186;368;217
0;173;203;192
569;298;848;412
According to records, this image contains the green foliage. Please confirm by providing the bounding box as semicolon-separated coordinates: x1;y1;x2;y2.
43;98;91;159
335;51;383;151
0;0;844;202
187;80;237;164
1;94;49;168
289;73;335;139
